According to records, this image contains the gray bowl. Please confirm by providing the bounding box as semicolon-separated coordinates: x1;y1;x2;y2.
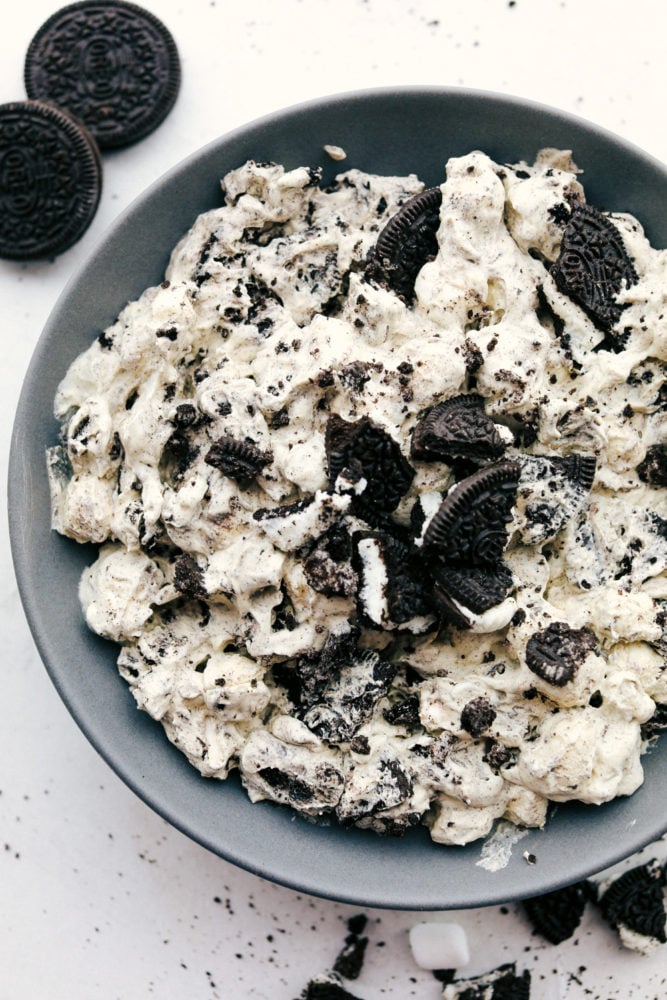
9;87;667;909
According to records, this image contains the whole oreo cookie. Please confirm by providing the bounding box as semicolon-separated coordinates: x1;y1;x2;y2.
365;186;442;303
525;621;598;686
24;1;181;150
423;461;520;567
0;100;102;260
550;204;637;341
411;394;509;463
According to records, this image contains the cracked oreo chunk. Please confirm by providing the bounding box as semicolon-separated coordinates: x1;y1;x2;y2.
550;204;638;342
303;648;396;742
423;462;520;566
525;621;598;686
300;973;362;1000
333;915;368;980
304;521;358;598
364;186;442;303
442;963;531;1000
325;415;414;514
173;554;207;599
410;394;509;463
383;692;421;728
432;563;514;628
637;444;667;486
522;881;592;944
460;696;497;738
598;861;667;946
355;531;433;630
204;435;272;479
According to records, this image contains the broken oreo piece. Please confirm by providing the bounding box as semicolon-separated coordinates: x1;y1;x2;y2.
300;973;362;1000
525;621;598;686
205;436;272;479
365;186;442;303
553;452;597;491
411;394;510;463
442;962;531;1000
637;444;667;486
0;100;102;260
460;696;497;738
522;880;592;944
550;204;638;340
423;461;520;566
598;861;667;946
432;563;514;630
355;531;433;630
325;414;414;514
25;0;181;150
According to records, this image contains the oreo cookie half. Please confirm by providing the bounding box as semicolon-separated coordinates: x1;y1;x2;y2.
24;0;181;149
550;204;638;341
598;861;667;947
525;621;598;686
411;394;509;463
365;186;442;303
0;100;102;260
522;880;592;944
423;461;520;567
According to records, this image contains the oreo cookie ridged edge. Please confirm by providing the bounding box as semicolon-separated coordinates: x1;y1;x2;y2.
0;100;102;260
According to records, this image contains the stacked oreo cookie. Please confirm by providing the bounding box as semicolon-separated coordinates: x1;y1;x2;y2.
1;1;180;259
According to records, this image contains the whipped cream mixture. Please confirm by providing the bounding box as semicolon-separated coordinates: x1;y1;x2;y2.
48;149;667;845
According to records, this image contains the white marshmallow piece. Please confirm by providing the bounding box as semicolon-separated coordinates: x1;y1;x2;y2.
408;921;470;971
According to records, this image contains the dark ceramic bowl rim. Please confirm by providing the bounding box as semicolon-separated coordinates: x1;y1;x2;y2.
9;86;667;910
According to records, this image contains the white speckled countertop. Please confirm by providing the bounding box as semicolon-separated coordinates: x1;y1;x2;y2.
2;2;667;997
